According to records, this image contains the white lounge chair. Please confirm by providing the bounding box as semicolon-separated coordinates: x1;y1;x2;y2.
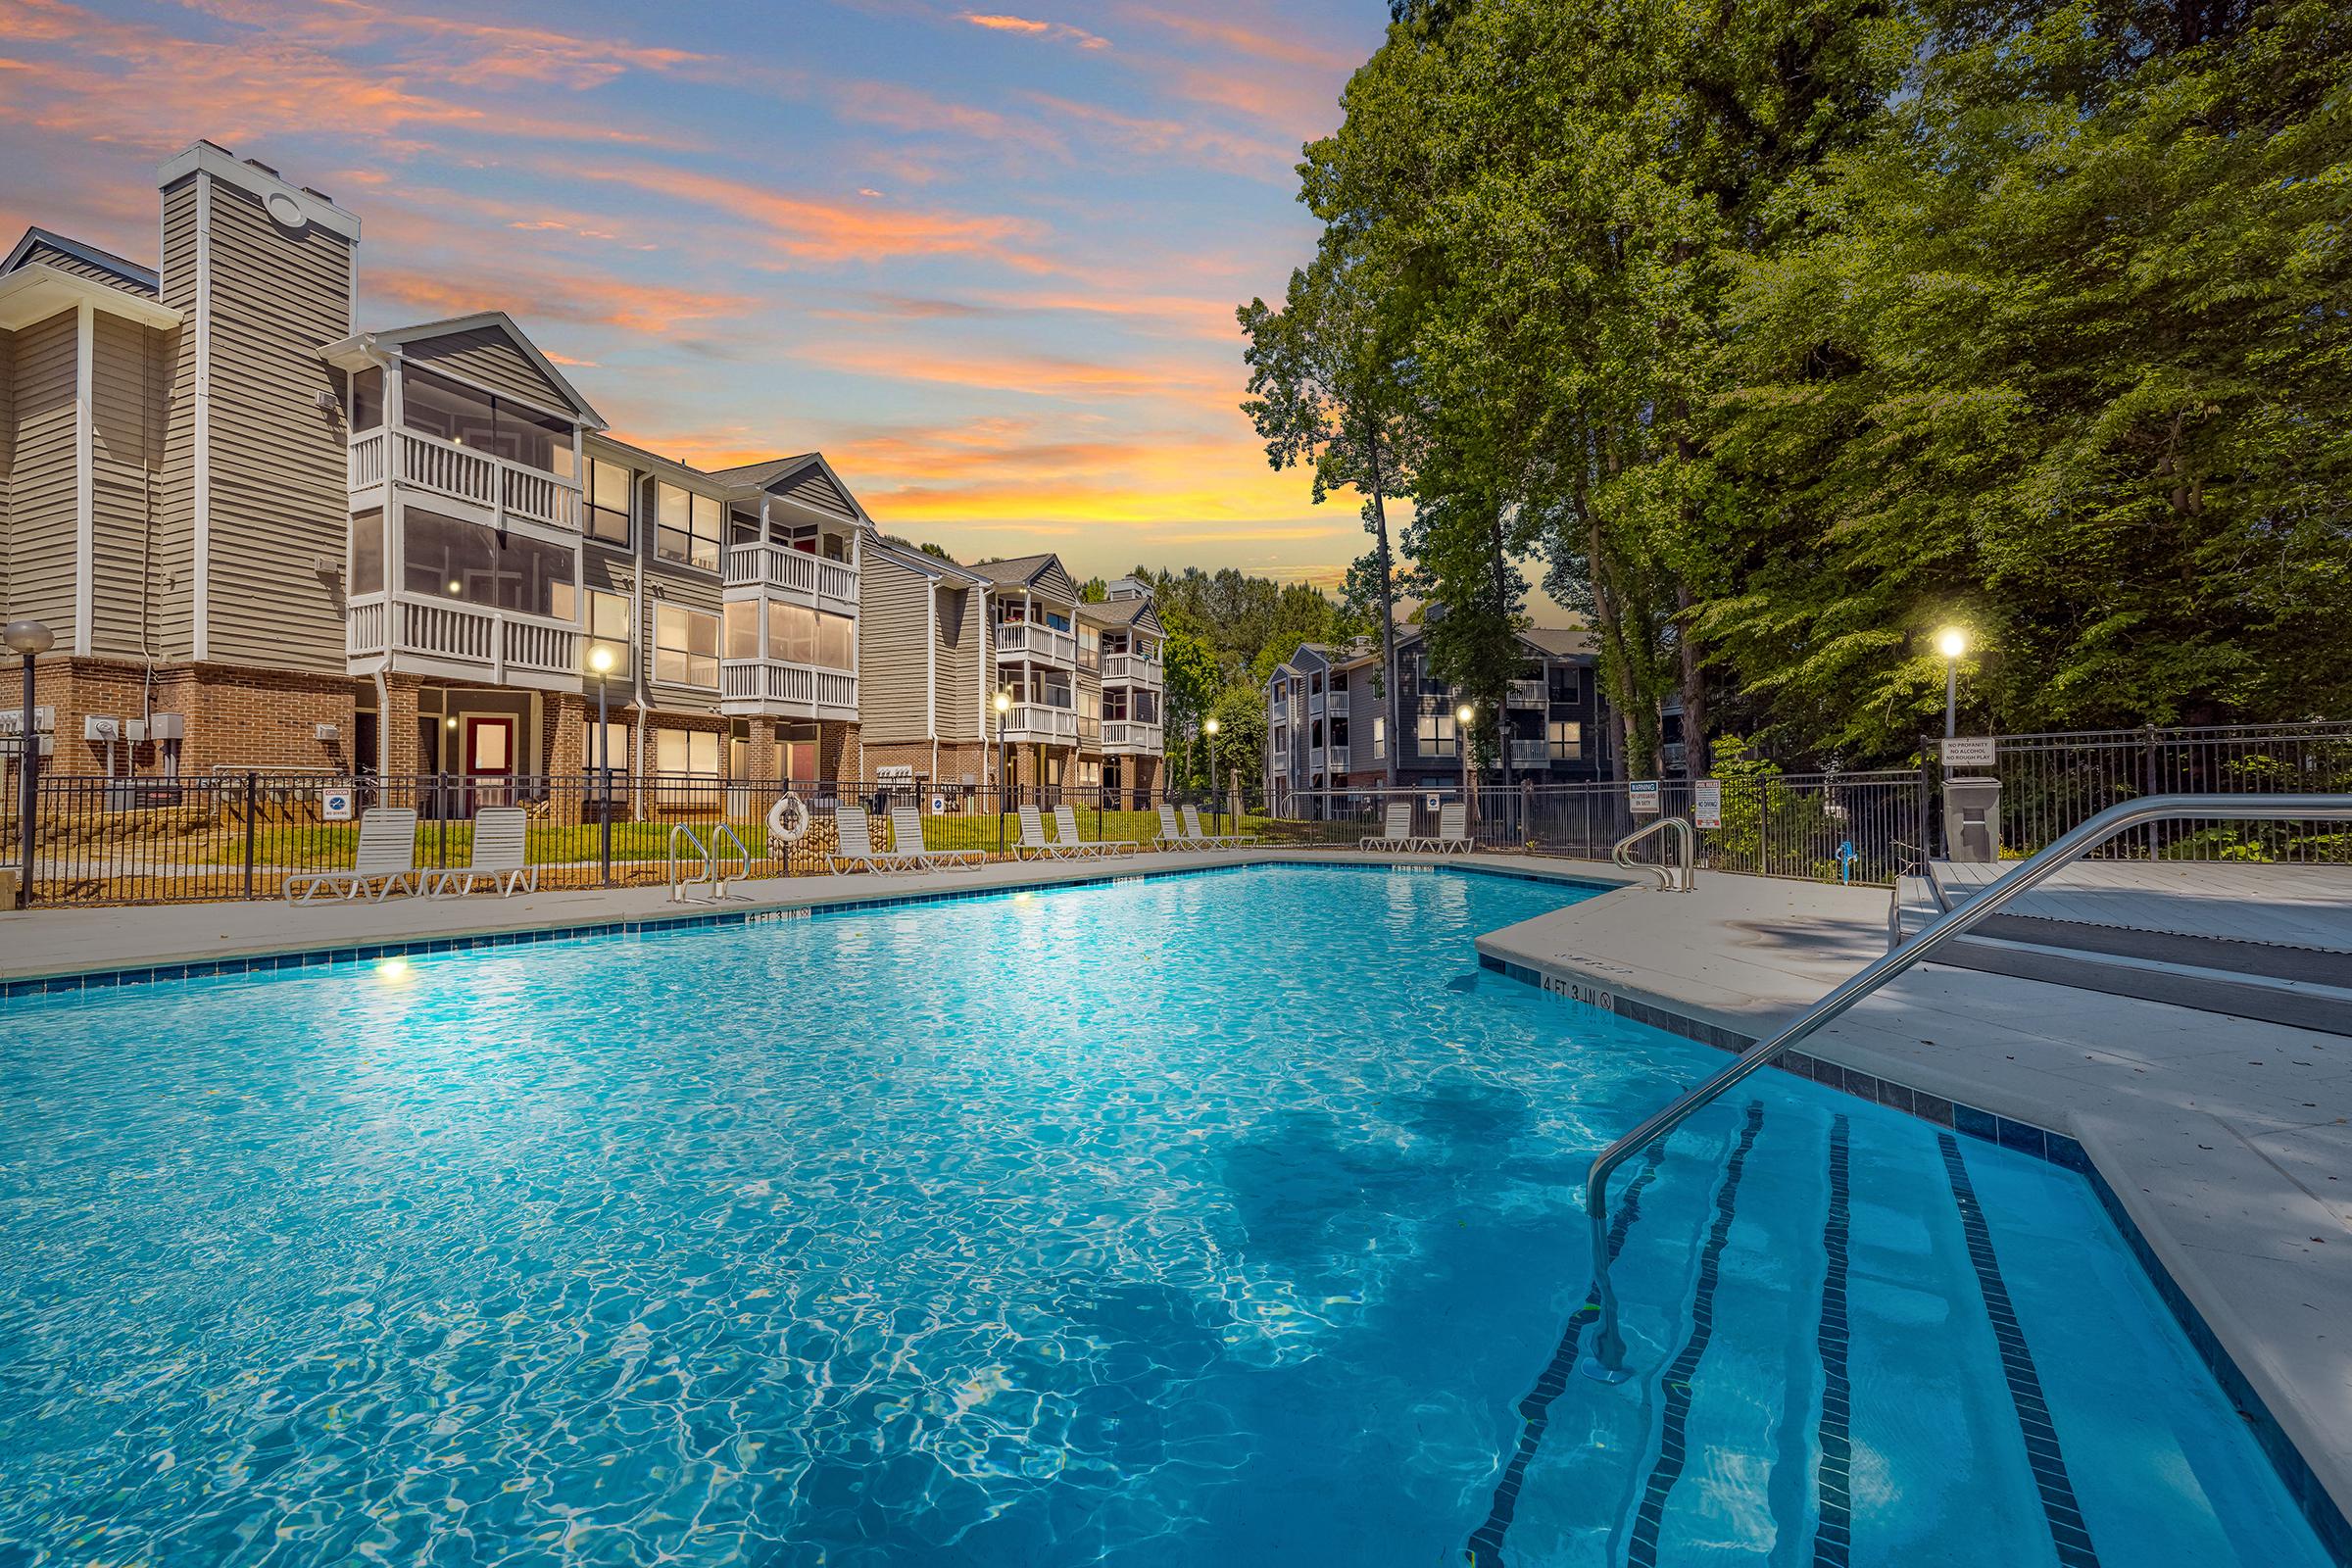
427;806;537;897
891;807;984;870
284;807;418;903
1055;805;1136;857
1182;805;1254;850
1362;800;1417;852
1417;800;1473;855
1014;806;1084;859
829;804;923;873
1154;804;1189;850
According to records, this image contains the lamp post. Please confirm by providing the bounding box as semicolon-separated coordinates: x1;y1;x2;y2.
1936;626;1968;740
994;688;1012;854
1456;702;1476;824
6;618;54;909
588;644;615;886
1203;715;1221;835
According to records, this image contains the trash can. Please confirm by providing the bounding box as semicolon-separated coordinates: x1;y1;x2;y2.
1941;776;2002;863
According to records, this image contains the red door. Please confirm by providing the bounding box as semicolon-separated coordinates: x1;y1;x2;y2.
464;715;515;809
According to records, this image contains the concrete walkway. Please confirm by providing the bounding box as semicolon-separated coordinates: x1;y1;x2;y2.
1477;873;2351;1528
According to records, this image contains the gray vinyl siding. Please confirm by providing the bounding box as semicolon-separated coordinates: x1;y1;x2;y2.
778;466;856;520
856;551;934;744
88;313;168;659
5;311;77;635
202;180;353;674
0;326;14;612
644;561;720;715
14;239;156;299
153;177;199;661
403;326;571;413
937;584;979;742
1030;559;1078;606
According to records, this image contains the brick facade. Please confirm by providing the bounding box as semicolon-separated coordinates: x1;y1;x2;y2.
7;656;365;778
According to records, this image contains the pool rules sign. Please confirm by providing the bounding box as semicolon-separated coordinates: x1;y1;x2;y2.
1693;778;1723;830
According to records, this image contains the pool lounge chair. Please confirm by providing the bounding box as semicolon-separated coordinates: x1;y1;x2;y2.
829;804;924;874
1181;805;1256;851
284;808;419;903
1417;801;1473;855
427;806;538;897
890;807;985;870
1014;806;1086;859
1361;801;1417;852
1154;804;1189;850
1055;805;1137;857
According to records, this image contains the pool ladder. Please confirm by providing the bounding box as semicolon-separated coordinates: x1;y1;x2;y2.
1613;815;1695;892
668;823;752;904
1581;791;2352;1382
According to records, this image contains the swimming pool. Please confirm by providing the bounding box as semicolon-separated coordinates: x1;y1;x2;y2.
0;864;2331;1565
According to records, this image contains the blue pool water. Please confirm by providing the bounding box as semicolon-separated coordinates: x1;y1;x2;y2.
0;865;2332;1566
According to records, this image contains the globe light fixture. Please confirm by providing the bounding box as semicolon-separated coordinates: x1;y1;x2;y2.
1936;627;1969;738
1936;626;1968;661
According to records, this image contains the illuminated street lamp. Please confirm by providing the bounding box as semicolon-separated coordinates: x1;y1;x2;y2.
1936;626;1969;740
5;618;55;909
1204;715;1222;835
588;643;616;886
1456;703;1476;820
994;688;1013;852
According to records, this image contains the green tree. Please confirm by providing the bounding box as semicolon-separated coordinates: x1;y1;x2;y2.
1160;630;1226;792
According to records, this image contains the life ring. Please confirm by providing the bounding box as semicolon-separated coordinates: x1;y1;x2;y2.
766;793;811;845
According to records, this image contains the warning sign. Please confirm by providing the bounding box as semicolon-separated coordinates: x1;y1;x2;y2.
1692;778;1722;830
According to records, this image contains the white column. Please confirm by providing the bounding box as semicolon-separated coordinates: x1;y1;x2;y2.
73;300;94;657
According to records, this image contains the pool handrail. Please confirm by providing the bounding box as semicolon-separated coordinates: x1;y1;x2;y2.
667;823;710;902
1612;814;1694;892
1582;791;2352;1382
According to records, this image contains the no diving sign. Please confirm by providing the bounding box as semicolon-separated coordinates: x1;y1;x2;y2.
321;788;355;822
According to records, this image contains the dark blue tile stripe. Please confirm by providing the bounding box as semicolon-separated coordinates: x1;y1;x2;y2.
1814;1114;1853;1568
1624;1101;1769;1568
1464;1142;1670;1568
1937;1133;2103;1568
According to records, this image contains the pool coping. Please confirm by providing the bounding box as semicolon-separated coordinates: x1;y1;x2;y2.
1476;946;2352;1564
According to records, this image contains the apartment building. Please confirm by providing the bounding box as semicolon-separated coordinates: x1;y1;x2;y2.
1265;624;1617;805
858;550;1167;798
0;140;866;799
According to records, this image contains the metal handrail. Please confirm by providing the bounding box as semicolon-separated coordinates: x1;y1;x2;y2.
667;823;710;902
709;824;752;900
1582;792;2352;1381
1885;840;1951;950
1612;815;1694;892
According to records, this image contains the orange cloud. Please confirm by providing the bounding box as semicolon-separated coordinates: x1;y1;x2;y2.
791;341;1238;407
963;12;1109;49
368;267;751;334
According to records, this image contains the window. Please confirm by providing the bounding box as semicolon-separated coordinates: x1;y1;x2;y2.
349;367;382;431
403;508;499;605
586;589;631;666
350;510;383;596
1043;609;1071;633
1310;719;1324;748
655;727;720;777
1078;624;1100;670
1548;664;1581;704
498;530;575;620
586;458;631;547
400;367;575;479
1417;708;1457;758
1548;719;1584;760
724;600;761;661
1133;689;1158;725
501;401;576;480
1101;688;1124;722
655;482;722;570
1332;716;1349;750
816;612;854;672
1080;760;1100;786
582;718;626;779
654;605;719;687
1372;716;1386;759
767;601;814;663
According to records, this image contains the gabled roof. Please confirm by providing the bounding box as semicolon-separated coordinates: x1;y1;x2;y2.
1077;595;1161;635
324;310;605;427
1519;626;1597;659
4;226;159;297
966;553;1078;603
711;452;867;523
865;533;989;585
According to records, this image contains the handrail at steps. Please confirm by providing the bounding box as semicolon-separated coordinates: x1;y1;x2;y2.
1612;815;1694;892
667;823;711;903
1886;839;1950;951
1581;791;2352;1382
709;824;752;900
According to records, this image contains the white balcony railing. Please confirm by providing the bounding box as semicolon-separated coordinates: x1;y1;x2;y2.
370;428;581;532
1102;651;1162;686
723;541;858;607
348;428;387;490
1509;738;1551;766
1102;719;1163;754
993;620;1077;667
1001;703;1078;743
347;592;580;687
1509;679;1547;709
1308;745;1327;773
719;659;858;717
1307;691;1326;719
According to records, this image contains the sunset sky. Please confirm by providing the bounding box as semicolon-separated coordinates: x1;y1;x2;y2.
0;0;1392;586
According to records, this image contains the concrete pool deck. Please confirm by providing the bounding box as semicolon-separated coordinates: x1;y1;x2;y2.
1;850;2343;1538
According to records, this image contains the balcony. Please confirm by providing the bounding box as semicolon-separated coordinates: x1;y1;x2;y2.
1508;679;1547;709
1102;650;1161;687
1307;690;1325;719
993;620;1077;668
1308;745;1327;774
346;593;581;691
1509;738;1551;767
1000;703;1078;744
349;428;580;533
723;541;858;611
1102;719;1162;755
719;659;858;720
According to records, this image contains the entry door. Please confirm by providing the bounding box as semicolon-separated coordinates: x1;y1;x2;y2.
465;715;515;808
